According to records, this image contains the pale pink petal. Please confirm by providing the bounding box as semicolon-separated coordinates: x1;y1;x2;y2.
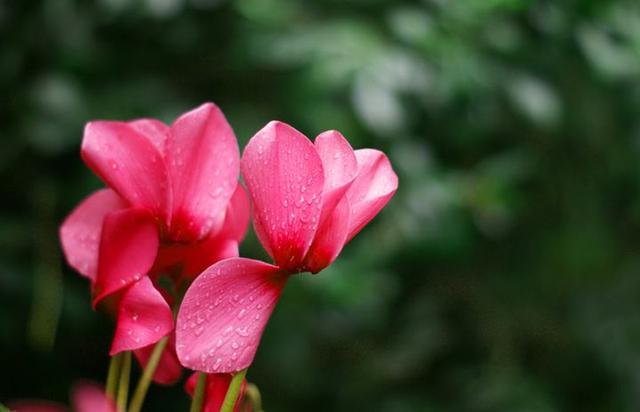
176;258;287;373
110;277;173;355
81;121;169;219
346;149;398;241
241;121;324;271
185;373;247;412
134;334;182;385
71;382;116;412
314;130;357;224
93;209;159;305
302;196;351;273
166;103;240;242
59;189;127;281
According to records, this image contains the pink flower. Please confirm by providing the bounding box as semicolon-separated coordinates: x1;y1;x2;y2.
184;373;249;412
59;103;248;383
9;382;115;412
176;121;398;373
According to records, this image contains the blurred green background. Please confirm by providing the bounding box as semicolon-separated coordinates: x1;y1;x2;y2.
3;0;640;410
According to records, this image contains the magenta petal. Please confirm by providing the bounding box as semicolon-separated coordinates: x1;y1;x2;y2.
241;121;324;270
302;196;351;273
93;209;159;305
81;121;169;218
176;258;287;373
134;334;182;385
7;402;68;412
71;382;116;412
110;277;173;355
128;119;170;155
314;130;357;224
346;149;398;241
166;103;240;242
60;189;127;281
223;183;250;243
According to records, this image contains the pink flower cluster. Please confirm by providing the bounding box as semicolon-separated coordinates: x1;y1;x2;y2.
59;103;397;405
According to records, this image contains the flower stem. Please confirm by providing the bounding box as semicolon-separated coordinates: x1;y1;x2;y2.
127;336;168;412
220;369;248;412
117;351;132;412
106;353;123;401
245;383;263;412
189;373;207;412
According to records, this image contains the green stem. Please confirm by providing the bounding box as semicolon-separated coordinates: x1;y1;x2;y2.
106;353;123;401
127;336;168;412
220;369;248;412
244;383;263;412
117;352;132;412
189;373;207;412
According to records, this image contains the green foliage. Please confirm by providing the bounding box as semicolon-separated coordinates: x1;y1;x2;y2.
2;0;640;410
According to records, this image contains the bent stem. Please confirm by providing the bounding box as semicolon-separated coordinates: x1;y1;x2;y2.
189;373;207;412
106;353;123;401
220;368;248;412
127;336;168;412
245;383;263;412
117;352;132;412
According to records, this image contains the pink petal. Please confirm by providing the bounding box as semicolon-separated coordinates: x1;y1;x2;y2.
176;258;287;373
223;183;250;243
302;196;351;273
241;121;324;271
128;119;170;155
81;121;169;219
110;277;173;355
185;373;247;412
346;149;398;241
134;334;182;385
59;189;127;281
71;382;116;412
93;209;160;305
314;130;357;223
166;103;240;242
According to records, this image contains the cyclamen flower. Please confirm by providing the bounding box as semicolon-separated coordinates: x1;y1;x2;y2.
184;373;249;412
59;103;248;383
176;121;398;373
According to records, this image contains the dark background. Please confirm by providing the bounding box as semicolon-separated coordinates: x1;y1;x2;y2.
2;0;640;411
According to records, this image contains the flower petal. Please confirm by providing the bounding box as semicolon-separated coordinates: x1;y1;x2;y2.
241;121;324;271
128;119;170;155
314;130;357;223
166;103;240;242
134;334;182;385
71;382;116;412
302;196;351;273
223;183;250;243
81;121;169;219
93;209;159;305
176;258;287;373
110;277;173;355
60;189;127;281
6;401;68;412
346;149;398;241
185;373;247;412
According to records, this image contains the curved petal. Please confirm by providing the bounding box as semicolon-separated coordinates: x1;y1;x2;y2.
128;119;170;155
93;209;159;305
241;121;324;271
71;382;116;412
166;103;240;242
60;189;127;281
176;258;287;373
110;277;173;355
223;183;250;243
346;149;398;241
302;196;351;274
81;121;169;219
185;373;247;412
314;130;357;224
134;334;182;385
